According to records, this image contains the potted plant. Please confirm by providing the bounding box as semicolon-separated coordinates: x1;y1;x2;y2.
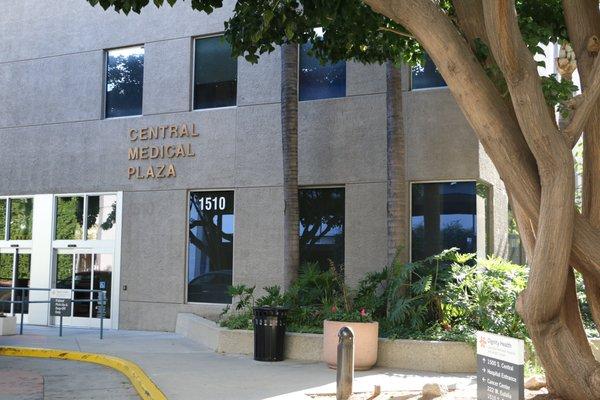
322;284;379;370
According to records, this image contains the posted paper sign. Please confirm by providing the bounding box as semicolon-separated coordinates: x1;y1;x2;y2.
50;289;72;317
477;331;525;400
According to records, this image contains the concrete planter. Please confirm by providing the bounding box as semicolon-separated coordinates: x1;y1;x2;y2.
176;313;478;373
323;320;379;370
0;316;17;336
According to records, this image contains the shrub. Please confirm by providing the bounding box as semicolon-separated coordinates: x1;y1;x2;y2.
219;251;594;346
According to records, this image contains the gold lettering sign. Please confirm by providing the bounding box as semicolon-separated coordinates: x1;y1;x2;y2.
127;123;198;180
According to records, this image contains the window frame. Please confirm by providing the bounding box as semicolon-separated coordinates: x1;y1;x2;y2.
409;180;488;262
103;44;145;119
191;34;239;111
52;192;118;250
185;189;236;305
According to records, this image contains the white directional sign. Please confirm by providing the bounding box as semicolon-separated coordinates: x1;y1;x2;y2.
477;331;525;400
50;289;71;300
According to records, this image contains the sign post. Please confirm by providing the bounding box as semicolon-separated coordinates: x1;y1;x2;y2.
477;331;525;400
50;289;71;337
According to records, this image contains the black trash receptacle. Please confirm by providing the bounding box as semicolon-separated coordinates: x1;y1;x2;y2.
253;306;288;361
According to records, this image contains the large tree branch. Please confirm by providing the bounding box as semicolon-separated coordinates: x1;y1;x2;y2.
482;1;568;169
563;54;600;146
563;0;600;231
484;1;575;326
365;0;600;282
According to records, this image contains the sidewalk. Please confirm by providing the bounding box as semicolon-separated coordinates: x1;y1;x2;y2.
0;325;476;400
0;356;138;400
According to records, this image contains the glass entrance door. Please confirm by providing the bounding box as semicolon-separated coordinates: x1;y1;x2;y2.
0;248;31;316
54;251;113;327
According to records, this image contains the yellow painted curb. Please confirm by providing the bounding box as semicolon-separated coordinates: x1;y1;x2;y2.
0;346;167;400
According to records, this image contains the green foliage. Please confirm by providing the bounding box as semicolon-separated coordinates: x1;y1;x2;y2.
541;74;579;116
283;262;343;331
220;310;253;330
256;285;285;308
220;284;286;330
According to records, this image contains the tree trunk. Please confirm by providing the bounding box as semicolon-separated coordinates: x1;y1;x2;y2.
563;0;600;335
281;42;300;289
386;61;408;265
364;0;600;397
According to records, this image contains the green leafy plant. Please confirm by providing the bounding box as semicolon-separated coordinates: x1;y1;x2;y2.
256;286;286;308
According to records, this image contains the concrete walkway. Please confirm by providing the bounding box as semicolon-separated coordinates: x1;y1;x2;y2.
0;357;138;400
0;326;476;400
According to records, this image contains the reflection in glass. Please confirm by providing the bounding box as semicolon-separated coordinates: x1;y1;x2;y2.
92;254;112;318
0;254;13;313
14;254;30;314
87;195;117;240
0;199;6;240
55;197;84;240
411;181;476;261
73;254;92;317
194;37;237;110
299;188;345;270
411;53;447;90
9;198;33;240
55;254;73;289
187;191;234;303
106;46;144;118
299;43;346;101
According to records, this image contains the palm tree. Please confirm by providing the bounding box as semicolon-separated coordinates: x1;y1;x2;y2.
386;61;408;265
281;42;300;288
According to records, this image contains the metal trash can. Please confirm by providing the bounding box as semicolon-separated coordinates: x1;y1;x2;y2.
253;306;288;361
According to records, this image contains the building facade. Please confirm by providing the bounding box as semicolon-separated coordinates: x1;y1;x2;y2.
0;0;508;331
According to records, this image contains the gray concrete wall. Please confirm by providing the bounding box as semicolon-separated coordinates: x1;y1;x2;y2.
0;0;507;331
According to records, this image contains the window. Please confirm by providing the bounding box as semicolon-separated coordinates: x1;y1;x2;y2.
411;53;446;90
299;43;346;101
299;188;345;269
0;197;33;315
0;199;5;241
188;191;234;303
0;198;33;241
411;182;477;261
105;46;144;118
194;36;238;109
55;195;117;241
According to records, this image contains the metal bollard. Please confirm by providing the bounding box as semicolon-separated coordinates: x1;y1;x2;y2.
337;326;354;400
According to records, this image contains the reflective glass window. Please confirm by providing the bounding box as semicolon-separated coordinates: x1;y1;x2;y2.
194;37;237;109
299;43;346;101
188;191;234;303
411;181;476;261
14;254;30;314
411;53;446;90
0;199;6;241
87;195;117;240
55;197;84;240
299;188;345;269
0;253;12;313
9;198;33;240
73;254;92;317
55;254;73;289
92;254;113;318
105;46;144;118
